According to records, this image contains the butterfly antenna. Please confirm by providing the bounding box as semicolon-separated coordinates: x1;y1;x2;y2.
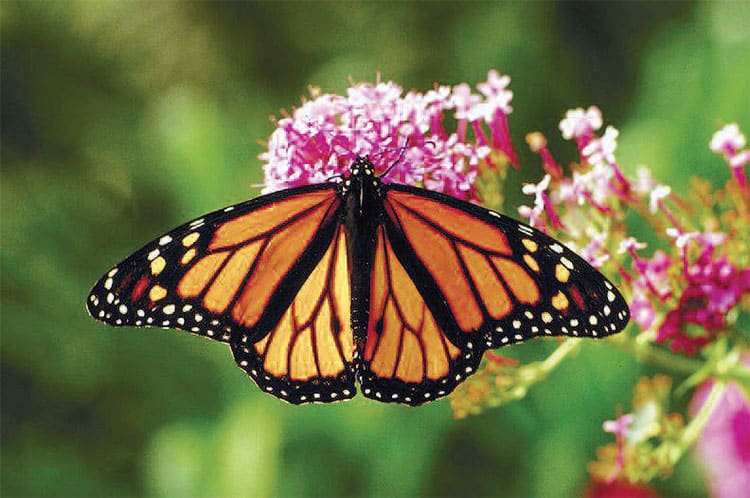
326;173;346;183
378;138;410;179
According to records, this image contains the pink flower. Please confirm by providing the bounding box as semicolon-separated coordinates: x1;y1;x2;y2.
690;367;750;498
260;73;519;200
630;294;656;331
648;185;671;214
521;174;551;206
617;237;647;255
710;123;746;156
451;83;481;121
476;69;513;114
518;204;543;229
631;250;673;301
519;174;563;230
583;126;619;168
666;228;725;251
603;413;635;483
711;123;749;190
560;106;603;150
579;231;611;268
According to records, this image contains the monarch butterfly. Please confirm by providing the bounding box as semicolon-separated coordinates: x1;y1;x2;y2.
86;156;629;405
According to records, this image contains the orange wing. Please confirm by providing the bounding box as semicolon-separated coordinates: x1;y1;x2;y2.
382;185;630;351
359;225;481;405
86;185;341;345
232;225;356;403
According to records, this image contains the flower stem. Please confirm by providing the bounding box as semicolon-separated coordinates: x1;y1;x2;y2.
541;338;581;373
672;379;727;463
608;336;703;375
609;336;750;384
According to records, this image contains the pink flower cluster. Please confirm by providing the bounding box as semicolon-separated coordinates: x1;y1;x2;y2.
519;106;632;238
658;246;750;355
519;104;749;357
627;250;672;331
260;71;520;201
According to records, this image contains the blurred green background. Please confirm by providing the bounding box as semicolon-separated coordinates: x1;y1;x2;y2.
2;1;748;497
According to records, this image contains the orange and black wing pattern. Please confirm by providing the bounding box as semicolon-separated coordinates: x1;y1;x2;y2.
358;225;481;404
87;185;340;342
232;224;356;403
382;185;630;354
87;158;630;406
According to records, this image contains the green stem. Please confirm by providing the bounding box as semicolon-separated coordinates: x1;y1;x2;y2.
608;336;750;385
540;338;581;374
487;339;581;407
609;336;703;374
671;379;727;464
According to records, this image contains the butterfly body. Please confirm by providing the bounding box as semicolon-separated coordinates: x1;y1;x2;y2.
340;158;384;348
87;157;629;405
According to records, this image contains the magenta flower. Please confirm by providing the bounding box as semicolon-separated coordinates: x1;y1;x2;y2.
656;248;750;355
690;366;750;498
260;71;520;201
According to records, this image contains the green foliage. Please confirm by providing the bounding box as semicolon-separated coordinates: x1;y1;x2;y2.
2;1;747;496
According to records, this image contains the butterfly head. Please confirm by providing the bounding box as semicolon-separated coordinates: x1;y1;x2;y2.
349;156;376;177
339;156;383;198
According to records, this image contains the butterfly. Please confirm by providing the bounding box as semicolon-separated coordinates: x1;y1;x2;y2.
86;156;630;405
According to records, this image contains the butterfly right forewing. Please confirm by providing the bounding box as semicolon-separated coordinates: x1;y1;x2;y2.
381;185;630;351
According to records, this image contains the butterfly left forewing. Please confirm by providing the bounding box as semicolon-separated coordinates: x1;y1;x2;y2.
86;185;341;344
